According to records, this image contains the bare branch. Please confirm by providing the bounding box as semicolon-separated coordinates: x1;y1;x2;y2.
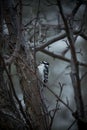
0;54;33;129
80;72;87;81
56;0;85;119
67;120;76;130
36;30;81;52
42;49;87;67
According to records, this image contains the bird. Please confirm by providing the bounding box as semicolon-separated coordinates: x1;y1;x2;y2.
37;61;49;87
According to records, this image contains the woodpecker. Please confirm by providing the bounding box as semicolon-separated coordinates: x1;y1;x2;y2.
37;61;49;86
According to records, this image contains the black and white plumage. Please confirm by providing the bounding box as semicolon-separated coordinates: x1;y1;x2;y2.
38;61;49;86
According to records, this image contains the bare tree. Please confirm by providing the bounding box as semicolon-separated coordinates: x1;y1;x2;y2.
0;0;87;130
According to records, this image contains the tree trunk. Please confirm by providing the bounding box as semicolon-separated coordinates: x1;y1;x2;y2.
16;51;49;130
57;0;87;129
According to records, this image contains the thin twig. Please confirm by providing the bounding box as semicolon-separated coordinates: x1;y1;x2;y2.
67;120;76;130
0;55;33;130
42;49;87;67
